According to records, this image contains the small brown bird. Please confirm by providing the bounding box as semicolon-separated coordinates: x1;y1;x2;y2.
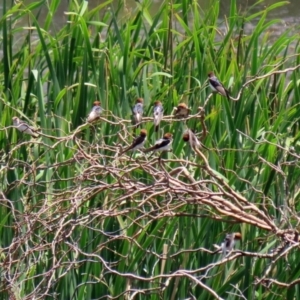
12;117;39;138
144;132;173;153
221;232;242;257
132;98;144;127
87;101;103;123
153;101;164;132
173;103;190;118
119;129;147;155
208;71;230;100
182;129;201;149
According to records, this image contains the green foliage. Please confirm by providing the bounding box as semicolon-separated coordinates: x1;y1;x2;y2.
1;0;300;299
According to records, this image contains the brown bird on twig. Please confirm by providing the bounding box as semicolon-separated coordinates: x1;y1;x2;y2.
12;117;39;138
173;103;190;118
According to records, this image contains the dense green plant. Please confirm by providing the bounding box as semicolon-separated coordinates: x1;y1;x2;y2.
1;0;300;299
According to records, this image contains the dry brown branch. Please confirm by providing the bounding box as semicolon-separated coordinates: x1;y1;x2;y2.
1;109;299;298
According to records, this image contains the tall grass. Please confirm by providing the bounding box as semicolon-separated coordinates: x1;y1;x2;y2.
1;0;300;299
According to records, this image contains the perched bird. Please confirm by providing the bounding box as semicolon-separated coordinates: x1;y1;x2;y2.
153;101;164;132
144;132;173;153
12;117;39;138
221;232;242;257
182;129;202;149
208;71;230;100
132;98;144;127
173;103;190;118
119;129;147;155
87;101;103;123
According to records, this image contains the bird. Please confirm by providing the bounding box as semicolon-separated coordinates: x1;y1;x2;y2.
119;129;147;155
153;101;164;132
144;132;173;153
12;117;39;138
182;129;202;149
173;103;190;118
87;101;103;123
132;98;144;127
221;232;242;257
208;71;230;100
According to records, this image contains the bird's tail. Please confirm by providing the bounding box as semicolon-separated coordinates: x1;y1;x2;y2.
225;90;231;101
143;146;155;153
119;145;131;156
28;129;39;138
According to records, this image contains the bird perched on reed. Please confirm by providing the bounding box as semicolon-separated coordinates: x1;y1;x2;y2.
221;232;242;257
12;117;39;138
208;71;230;100
87;101;103;123
153;101;164;132
132;98;144;127
119;129;147;156
144;132;173;153
173;103;190;118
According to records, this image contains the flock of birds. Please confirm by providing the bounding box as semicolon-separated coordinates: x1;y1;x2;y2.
11;72;241;256
12;72;233;156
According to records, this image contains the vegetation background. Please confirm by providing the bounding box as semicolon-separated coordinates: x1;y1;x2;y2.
1;0;300;299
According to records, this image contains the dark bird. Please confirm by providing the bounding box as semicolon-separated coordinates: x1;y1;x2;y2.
208;71;230;100
153;101;164;132
119;129;147;155
144;132;173;153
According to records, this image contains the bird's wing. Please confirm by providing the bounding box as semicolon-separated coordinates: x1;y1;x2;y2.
154;138;164;146
154;138;170;148
131;135;145;148
209;77;222;89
